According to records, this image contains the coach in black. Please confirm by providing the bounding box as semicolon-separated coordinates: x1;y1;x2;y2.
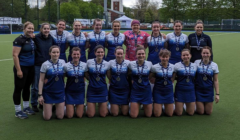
188;20;213;62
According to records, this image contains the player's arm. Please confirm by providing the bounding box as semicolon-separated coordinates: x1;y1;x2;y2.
12;46;22;79
149;72;155;80
213;73;219;103
185;43;190;50
164;41;168;49
107;70;111;80
85;41;89;50
171;72;176;83
85;71;89;80
38;73;45;105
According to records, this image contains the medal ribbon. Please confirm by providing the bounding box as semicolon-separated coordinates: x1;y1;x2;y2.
182;62;191;79
73;32;82;47
94;31;101;45
137;61;145;80
112;33;119;46
195;33;202;50
71;61;80;79
116;60;124;76
153;35;161;52
94;59;103;78
160;63;169;81
202;61;211;77
174;32;182;48
56;30;63;47
49;59;59;78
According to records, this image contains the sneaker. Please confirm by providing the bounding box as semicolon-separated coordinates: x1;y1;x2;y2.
15;111;28;119
32;106;39;112
23;107;35;115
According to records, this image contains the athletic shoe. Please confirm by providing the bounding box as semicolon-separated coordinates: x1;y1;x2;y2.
23;107;35;115
32;106;39;112
15;111;28;119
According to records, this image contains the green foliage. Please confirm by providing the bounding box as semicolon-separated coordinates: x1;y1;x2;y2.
60;2;81;23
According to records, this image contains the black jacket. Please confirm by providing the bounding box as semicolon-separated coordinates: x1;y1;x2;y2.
34;33;54;66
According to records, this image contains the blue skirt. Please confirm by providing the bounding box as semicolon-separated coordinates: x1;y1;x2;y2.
65;91;85;105
43;91;65;104
87;86;108;103
174;86;195;103
195;87;214;102
153;86;174;104
109;87;129;105
130;85;152;105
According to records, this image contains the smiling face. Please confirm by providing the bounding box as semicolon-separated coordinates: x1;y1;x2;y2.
131;24;140;33
49;48;60;60
73;22;82;33
41;24;50;36
23;24;34;37
136;50;146;61
56;21;66;32
195;23;204;35
95;48;104;59
152;23;160;35
160;55;170;64
93;21;102;33
71;50;81;62
112;22;120;33
173;22;182;34
201;48;211;61
181;50;191;62
115;49;124;60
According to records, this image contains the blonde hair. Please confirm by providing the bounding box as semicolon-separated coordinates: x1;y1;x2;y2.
159;49;171;57
195;20;204;27
112;20;121;28
23;21;34;30
72;21;82;34
40;23;50;33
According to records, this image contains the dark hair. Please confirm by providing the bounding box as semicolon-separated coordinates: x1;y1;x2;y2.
159;49;171;57
57;19;66;25
23;21;34;30
135;46;145;55
174;20;183;26
112;20;121;28
114;46;124;53
201;46;212;62
49;45;60;53
40;23;50;33
181;48;191;55
150;20;161;41
137;44;144;48
72;21;82;34
71;47;81;55
93;18;102;26
94;45;104;53
195;20;204;27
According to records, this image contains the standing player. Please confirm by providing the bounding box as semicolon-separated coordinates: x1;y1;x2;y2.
124;20;150;61
172;49;197;116
188;20;212;62
107;47;130;116
150;49;174;117
105;21;125;61
12;21;36;119
50;20;69;62
66;21;88;62
38;46;65;120
64;47;88;118
87;19;106;59
85;45;110;117
31;23;54;112
166;20;189;64
128;47;153;118
194;46;219;115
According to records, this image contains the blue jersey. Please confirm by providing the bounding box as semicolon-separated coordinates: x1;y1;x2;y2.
66;33;87;62
109;59;130;92
166;33;189;64
40;59;66;103
50;30;69;61
87;31;106;59
147;35;166;64
174;62;197;103
64;61;87;94
13;35;36;66
105;33;125;61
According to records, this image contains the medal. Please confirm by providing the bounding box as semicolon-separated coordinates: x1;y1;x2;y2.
73;32;82;47
203;76;207;81
96;76;100;81
116;60;124;82
94;59;103;82
182;62;191;83
116;76;121;81
160;63;169;86
71;61;80;84
153;34;161;53
49;59;60;82
136;61;145;84
94;31;101;46
195;33;202;51
202;61;211;82
174;32;182;52
112;33;119;46
132;31;140;47
56;30;63;47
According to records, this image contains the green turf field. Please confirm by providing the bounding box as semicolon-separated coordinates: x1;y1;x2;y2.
0;31;240;140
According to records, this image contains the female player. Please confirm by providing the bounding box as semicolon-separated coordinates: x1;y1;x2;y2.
31;23;54;112
66;21;88;62
85;45;110;117
38;46;65;120
128;47;153;118
50;20;69;62
64;47;87;118
188;20;212;62
194;46;219;115
172;49;197;116
150;49;174;117
105;21;125;61
13;21;36;119
124;20;150;61
166;20;189;64
107;47;130;116
87;19;106;59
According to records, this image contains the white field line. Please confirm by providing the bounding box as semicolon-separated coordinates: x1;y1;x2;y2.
0;32;239;62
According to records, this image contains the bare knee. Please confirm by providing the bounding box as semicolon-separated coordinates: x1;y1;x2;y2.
56;114;64;119
187;111;194;116
130;113;138;118
112;112;118;117
197;110;204;115
66;114;73;119
99;112;107;117
205;110;212;115
175;110;182;116
145;112;152;118
154;112;161;117
43;116;51;121
87;113;95;118
165;112;173;117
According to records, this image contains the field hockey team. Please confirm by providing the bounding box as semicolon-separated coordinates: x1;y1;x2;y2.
12;19;220;120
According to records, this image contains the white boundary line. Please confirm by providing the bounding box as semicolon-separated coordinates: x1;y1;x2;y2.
0;58;12;62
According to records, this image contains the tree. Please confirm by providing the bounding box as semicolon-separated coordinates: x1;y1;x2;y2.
60;2;81;23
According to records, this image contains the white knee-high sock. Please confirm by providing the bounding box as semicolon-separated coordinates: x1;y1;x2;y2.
183;103;186;111
14;104;21;112
23;101;29;109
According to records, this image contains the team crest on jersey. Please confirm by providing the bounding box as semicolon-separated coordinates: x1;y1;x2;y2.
200;38;205;41
122;63;127;67
168;67;172;71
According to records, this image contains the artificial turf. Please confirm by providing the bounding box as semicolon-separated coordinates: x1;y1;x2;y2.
0;31;240;140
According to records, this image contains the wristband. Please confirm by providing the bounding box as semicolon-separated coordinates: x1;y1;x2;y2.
38;94;42;97
216;94;220;95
